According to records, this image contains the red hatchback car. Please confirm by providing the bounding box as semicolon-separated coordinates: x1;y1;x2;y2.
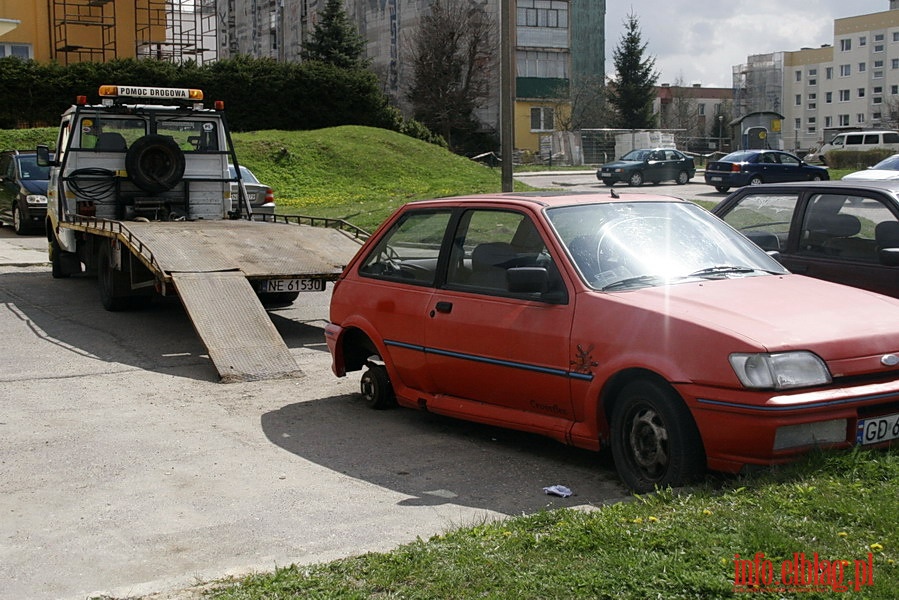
326;191;899;492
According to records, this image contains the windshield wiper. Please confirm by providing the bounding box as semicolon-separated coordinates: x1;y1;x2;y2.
601;274;665;291
686;265;758;278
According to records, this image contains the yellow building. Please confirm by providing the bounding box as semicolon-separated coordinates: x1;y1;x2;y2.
0;0;193;64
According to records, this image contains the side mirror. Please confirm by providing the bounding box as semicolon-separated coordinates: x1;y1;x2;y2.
36;145;57;167
507;267;548;293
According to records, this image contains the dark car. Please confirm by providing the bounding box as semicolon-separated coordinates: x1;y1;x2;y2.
0;150;51;235
704;149;828;193
597;148;695;187
712;179;899;299
228;164;275;215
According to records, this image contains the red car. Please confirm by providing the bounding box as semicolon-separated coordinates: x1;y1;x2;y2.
325;191;899;493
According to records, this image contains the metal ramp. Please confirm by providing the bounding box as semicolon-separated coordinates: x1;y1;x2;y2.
171;271;302;383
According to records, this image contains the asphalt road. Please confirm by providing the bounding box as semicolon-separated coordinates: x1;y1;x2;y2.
0;219;629;600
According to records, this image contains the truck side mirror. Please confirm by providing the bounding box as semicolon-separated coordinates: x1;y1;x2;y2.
36;145;57;167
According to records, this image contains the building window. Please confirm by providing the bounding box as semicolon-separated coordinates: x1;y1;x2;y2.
858;113;867;123
825;116;833;127
859;62;866;72
874;112;883;120
795;94;802;106
825;91;833;103
892;85;899;94
841;38;852;51
807;127;817;134
893;59;899;69
808;103;816;110
875;60;884;68
875;70;884;78
826;67;833;79
858;88;866;98
517;50;568;78
809;78;817;86
874;86;884;94
808;116;816;124
530;107;555;131
698;103;705;115
876;33;885;41
873;96;883;104
794;118;801;129
795;70;802;82
808;68;817;76
894;31;899;42
839;89;850;102
0;44;31;59
840;64;851;77
839;114;850;126
517;1;569;28
860;36;867;46
876;44;886;53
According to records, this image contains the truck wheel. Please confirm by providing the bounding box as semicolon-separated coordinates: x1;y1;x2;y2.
98;242;131;311
610;379;705;493
126;135;186;193
360;364;396;409
50;238;70;279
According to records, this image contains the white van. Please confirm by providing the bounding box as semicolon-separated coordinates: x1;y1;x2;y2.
809;130;899;164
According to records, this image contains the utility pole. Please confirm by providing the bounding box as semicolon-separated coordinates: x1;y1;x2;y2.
500;0;515;192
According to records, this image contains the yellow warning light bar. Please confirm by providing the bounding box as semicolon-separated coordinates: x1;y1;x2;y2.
97;85;204;101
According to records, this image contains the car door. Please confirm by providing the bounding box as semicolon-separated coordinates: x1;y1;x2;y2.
424;207;576;422
715;189;801;253
644;150;666;183
774;152;807;182
783;191;899;298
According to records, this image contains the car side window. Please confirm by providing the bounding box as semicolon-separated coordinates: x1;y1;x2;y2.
718;193;800;251
445;209;565;301
780;154;800;166
358;209;452;285
799;194;896;262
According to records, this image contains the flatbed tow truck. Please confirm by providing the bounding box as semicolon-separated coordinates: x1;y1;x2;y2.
40;84;366;382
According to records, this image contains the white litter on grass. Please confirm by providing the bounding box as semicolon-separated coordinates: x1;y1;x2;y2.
542;484;572;498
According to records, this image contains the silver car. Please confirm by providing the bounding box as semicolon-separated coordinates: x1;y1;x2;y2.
228;164;275;215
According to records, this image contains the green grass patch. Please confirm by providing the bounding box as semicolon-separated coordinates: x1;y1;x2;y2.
209;447;897;599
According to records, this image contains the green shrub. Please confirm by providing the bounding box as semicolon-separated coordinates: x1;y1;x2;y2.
824;148;895;169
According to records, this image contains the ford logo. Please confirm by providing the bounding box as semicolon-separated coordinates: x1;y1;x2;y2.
881;354;899;366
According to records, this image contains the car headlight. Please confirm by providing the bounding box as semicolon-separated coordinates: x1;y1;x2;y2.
614;168;623;173
729;351;832;390
25;194;47;205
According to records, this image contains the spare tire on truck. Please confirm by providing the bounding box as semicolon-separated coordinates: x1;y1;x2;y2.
125;135;186;193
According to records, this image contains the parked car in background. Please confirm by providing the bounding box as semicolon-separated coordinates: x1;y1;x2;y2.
0;150;51;235
704;150;828;193
326;190;899;493
712;179;899;299
842;154;899;181
228;164;275;215
806;130;899;165
597;148;695;187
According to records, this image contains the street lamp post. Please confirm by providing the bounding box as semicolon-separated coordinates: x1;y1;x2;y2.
718;115;724;153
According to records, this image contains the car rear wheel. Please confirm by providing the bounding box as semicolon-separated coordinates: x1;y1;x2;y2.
676;171;690;185
360;363;396;409
748;175;764;186
714;185;730;193
610;379;705;493
628;172;644;187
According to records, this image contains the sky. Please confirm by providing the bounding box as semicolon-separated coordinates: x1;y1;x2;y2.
604;1;890;88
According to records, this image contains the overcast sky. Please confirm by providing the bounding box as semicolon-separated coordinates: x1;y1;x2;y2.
604;1;891;88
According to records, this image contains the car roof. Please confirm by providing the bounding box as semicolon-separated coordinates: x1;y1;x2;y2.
721;178;899;196
404;190;690;210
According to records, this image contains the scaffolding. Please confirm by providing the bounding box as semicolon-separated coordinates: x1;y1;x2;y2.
733;52;784;120
50;0;117;64
135;0;218;64
49;0;218;65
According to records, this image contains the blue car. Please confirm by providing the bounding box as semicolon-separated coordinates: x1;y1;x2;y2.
704;149;828;193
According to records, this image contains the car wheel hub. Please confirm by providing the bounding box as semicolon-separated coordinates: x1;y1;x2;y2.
628;408;669;474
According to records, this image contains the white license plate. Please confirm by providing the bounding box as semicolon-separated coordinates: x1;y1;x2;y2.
856;412;899;445
259;278;325;293
710;176;722;181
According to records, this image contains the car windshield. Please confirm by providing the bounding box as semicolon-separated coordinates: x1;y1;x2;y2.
872;155;899;170
620;149;652;161
719;151;755;163
546;201;788;291
16;155;50;180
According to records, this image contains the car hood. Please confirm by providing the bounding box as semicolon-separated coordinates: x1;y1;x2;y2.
842;170;899;181
600;160;640;169
21;179;48;195
597;274;899;361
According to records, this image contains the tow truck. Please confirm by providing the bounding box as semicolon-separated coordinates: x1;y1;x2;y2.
39;84;366;382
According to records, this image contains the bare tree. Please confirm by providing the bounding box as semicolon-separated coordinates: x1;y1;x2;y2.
405;0;496;152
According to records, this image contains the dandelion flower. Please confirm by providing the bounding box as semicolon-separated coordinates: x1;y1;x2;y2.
838;531;848;538
648;516;659;523
632;517;643;524
870;543;884;552
702;509;713;516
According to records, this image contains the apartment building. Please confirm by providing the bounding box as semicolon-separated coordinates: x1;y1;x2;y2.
734;2;899;152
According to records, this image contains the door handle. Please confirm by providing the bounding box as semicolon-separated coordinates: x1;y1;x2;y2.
434;301;453;314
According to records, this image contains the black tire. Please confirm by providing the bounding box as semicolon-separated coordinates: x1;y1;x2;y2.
125;135;186;193
715;185;730;193
811;175;823;181
258;291;300;306
12;203;30;235
360;364;396;410
748;175;763;186
676;171;690;185
628;171;644;187
98;242;131;311
610;379;705;493
50;238;70;279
